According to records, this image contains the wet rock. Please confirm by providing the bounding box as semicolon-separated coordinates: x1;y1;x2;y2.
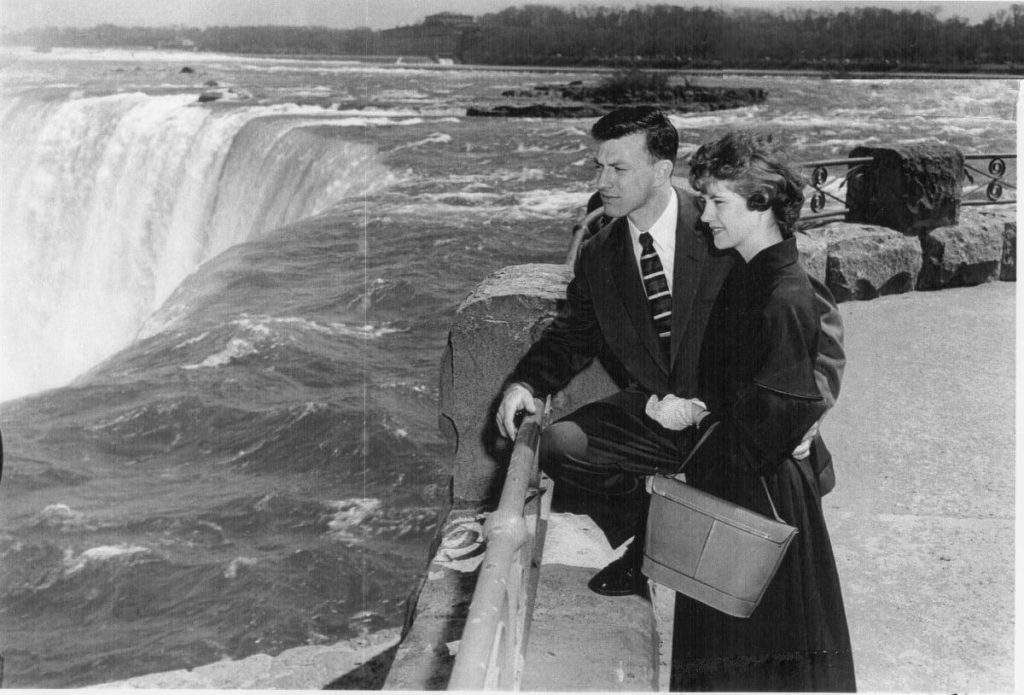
467;104;606;118
198;88;253;103
917;207;1007;290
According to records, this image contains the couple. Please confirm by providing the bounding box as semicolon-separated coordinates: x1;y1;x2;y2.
495;107;856;691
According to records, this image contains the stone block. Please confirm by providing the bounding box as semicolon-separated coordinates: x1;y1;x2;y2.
796;231;829;284
917;206;1007;290
1001;220;1016;282
442;264;617;503
846;144;964;234
821;223;922;301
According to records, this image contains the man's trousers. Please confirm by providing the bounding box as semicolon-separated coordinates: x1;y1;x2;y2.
538;389;689;549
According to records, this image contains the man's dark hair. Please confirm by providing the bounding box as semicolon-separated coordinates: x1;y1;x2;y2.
590;106;678;165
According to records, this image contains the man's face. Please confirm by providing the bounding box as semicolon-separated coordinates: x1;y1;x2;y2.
592;132;665;221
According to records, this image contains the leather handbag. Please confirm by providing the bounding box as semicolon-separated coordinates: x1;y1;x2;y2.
641;422;798;618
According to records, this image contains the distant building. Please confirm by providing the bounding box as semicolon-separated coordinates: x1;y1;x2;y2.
422;12;475;29
378;12;476;61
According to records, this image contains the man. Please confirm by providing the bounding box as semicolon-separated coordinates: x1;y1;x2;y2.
496;106;843;597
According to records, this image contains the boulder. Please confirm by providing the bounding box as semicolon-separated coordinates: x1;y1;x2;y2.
441;264;616;503
795;232;829;285
846;144;964;234
917;206;1008;290
198;88;253;103
819;223;921;301
1001;220;1016;282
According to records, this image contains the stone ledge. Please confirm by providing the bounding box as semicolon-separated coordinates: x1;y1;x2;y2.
90;628;401;689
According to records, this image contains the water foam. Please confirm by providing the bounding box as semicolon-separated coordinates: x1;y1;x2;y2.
35;504;94;532
64;544;151;575
324;498;383;541
182;338;260;370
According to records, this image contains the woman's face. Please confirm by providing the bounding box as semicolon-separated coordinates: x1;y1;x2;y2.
699;179;758;253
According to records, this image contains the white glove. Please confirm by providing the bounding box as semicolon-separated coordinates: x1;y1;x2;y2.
645;394;708;431
792;419;821;460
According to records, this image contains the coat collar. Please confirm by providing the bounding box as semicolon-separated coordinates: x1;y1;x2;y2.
745;237;799;284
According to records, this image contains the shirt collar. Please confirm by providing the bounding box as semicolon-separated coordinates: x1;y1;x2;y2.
628;188;677;247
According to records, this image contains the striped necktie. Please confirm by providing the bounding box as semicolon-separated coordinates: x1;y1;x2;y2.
638;232;672;356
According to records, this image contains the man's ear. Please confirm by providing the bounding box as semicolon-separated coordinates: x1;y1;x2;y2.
655;159;674;184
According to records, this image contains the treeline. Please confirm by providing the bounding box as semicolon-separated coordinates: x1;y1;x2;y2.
7;4;1024;72
461;4;1024;71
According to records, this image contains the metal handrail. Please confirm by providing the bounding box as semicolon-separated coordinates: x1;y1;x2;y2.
448;398;551;690
566;206;606;266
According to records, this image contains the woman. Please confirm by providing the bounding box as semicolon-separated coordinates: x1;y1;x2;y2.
645;131;857;691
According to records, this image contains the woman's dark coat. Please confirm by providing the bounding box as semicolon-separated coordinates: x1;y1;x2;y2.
673;237;857;692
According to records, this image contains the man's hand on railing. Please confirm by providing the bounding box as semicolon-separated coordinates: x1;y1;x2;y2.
496;383;536;440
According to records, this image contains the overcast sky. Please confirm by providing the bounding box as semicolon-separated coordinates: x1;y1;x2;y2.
0;0;1012;30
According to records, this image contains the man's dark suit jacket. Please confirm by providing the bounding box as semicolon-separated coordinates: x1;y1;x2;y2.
511;188;733;399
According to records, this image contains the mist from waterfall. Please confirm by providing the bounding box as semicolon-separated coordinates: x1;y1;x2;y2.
0;93;391;401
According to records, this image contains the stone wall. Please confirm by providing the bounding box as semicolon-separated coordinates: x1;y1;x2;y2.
800;205;1015;298
440;263;617;503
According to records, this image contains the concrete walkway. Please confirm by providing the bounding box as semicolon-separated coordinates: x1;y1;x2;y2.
523;282;1015;692
522;513;656;691
824;282;1014;692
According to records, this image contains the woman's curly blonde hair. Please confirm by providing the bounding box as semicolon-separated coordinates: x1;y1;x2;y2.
688;130;806;237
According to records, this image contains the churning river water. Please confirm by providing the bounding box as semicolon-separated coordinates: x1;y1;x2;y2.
0;47;1016;686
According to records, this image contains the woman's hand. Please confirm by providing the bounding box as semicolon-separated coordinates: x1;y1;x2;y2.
645;394;709;430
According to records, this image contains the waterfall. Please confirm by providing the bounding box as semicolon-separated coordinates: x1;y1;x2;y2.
0;93;393;402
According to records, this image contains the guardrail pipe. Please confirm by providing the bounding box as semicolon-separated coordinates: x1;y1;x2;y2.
448;400;549;690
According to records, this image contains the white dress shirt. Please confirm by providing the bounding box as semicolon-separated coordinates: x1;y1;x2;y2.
627;188;677;294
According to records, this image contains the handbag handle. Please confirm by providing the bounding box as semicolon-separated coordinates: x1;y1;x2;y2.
759;476;786;524
666;419;787;525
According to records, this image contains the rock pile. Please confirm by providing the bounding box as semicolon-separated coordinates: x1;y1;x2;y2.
798;205;1015;301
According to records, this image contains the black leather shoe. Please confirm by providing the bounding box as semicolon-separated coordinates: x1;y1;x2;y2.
587;552;648;598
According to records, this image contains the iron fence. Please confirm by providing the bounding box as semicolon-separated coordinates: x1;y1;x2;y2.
798;152;1016;224
799;156;874;223
962;153;1017;206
